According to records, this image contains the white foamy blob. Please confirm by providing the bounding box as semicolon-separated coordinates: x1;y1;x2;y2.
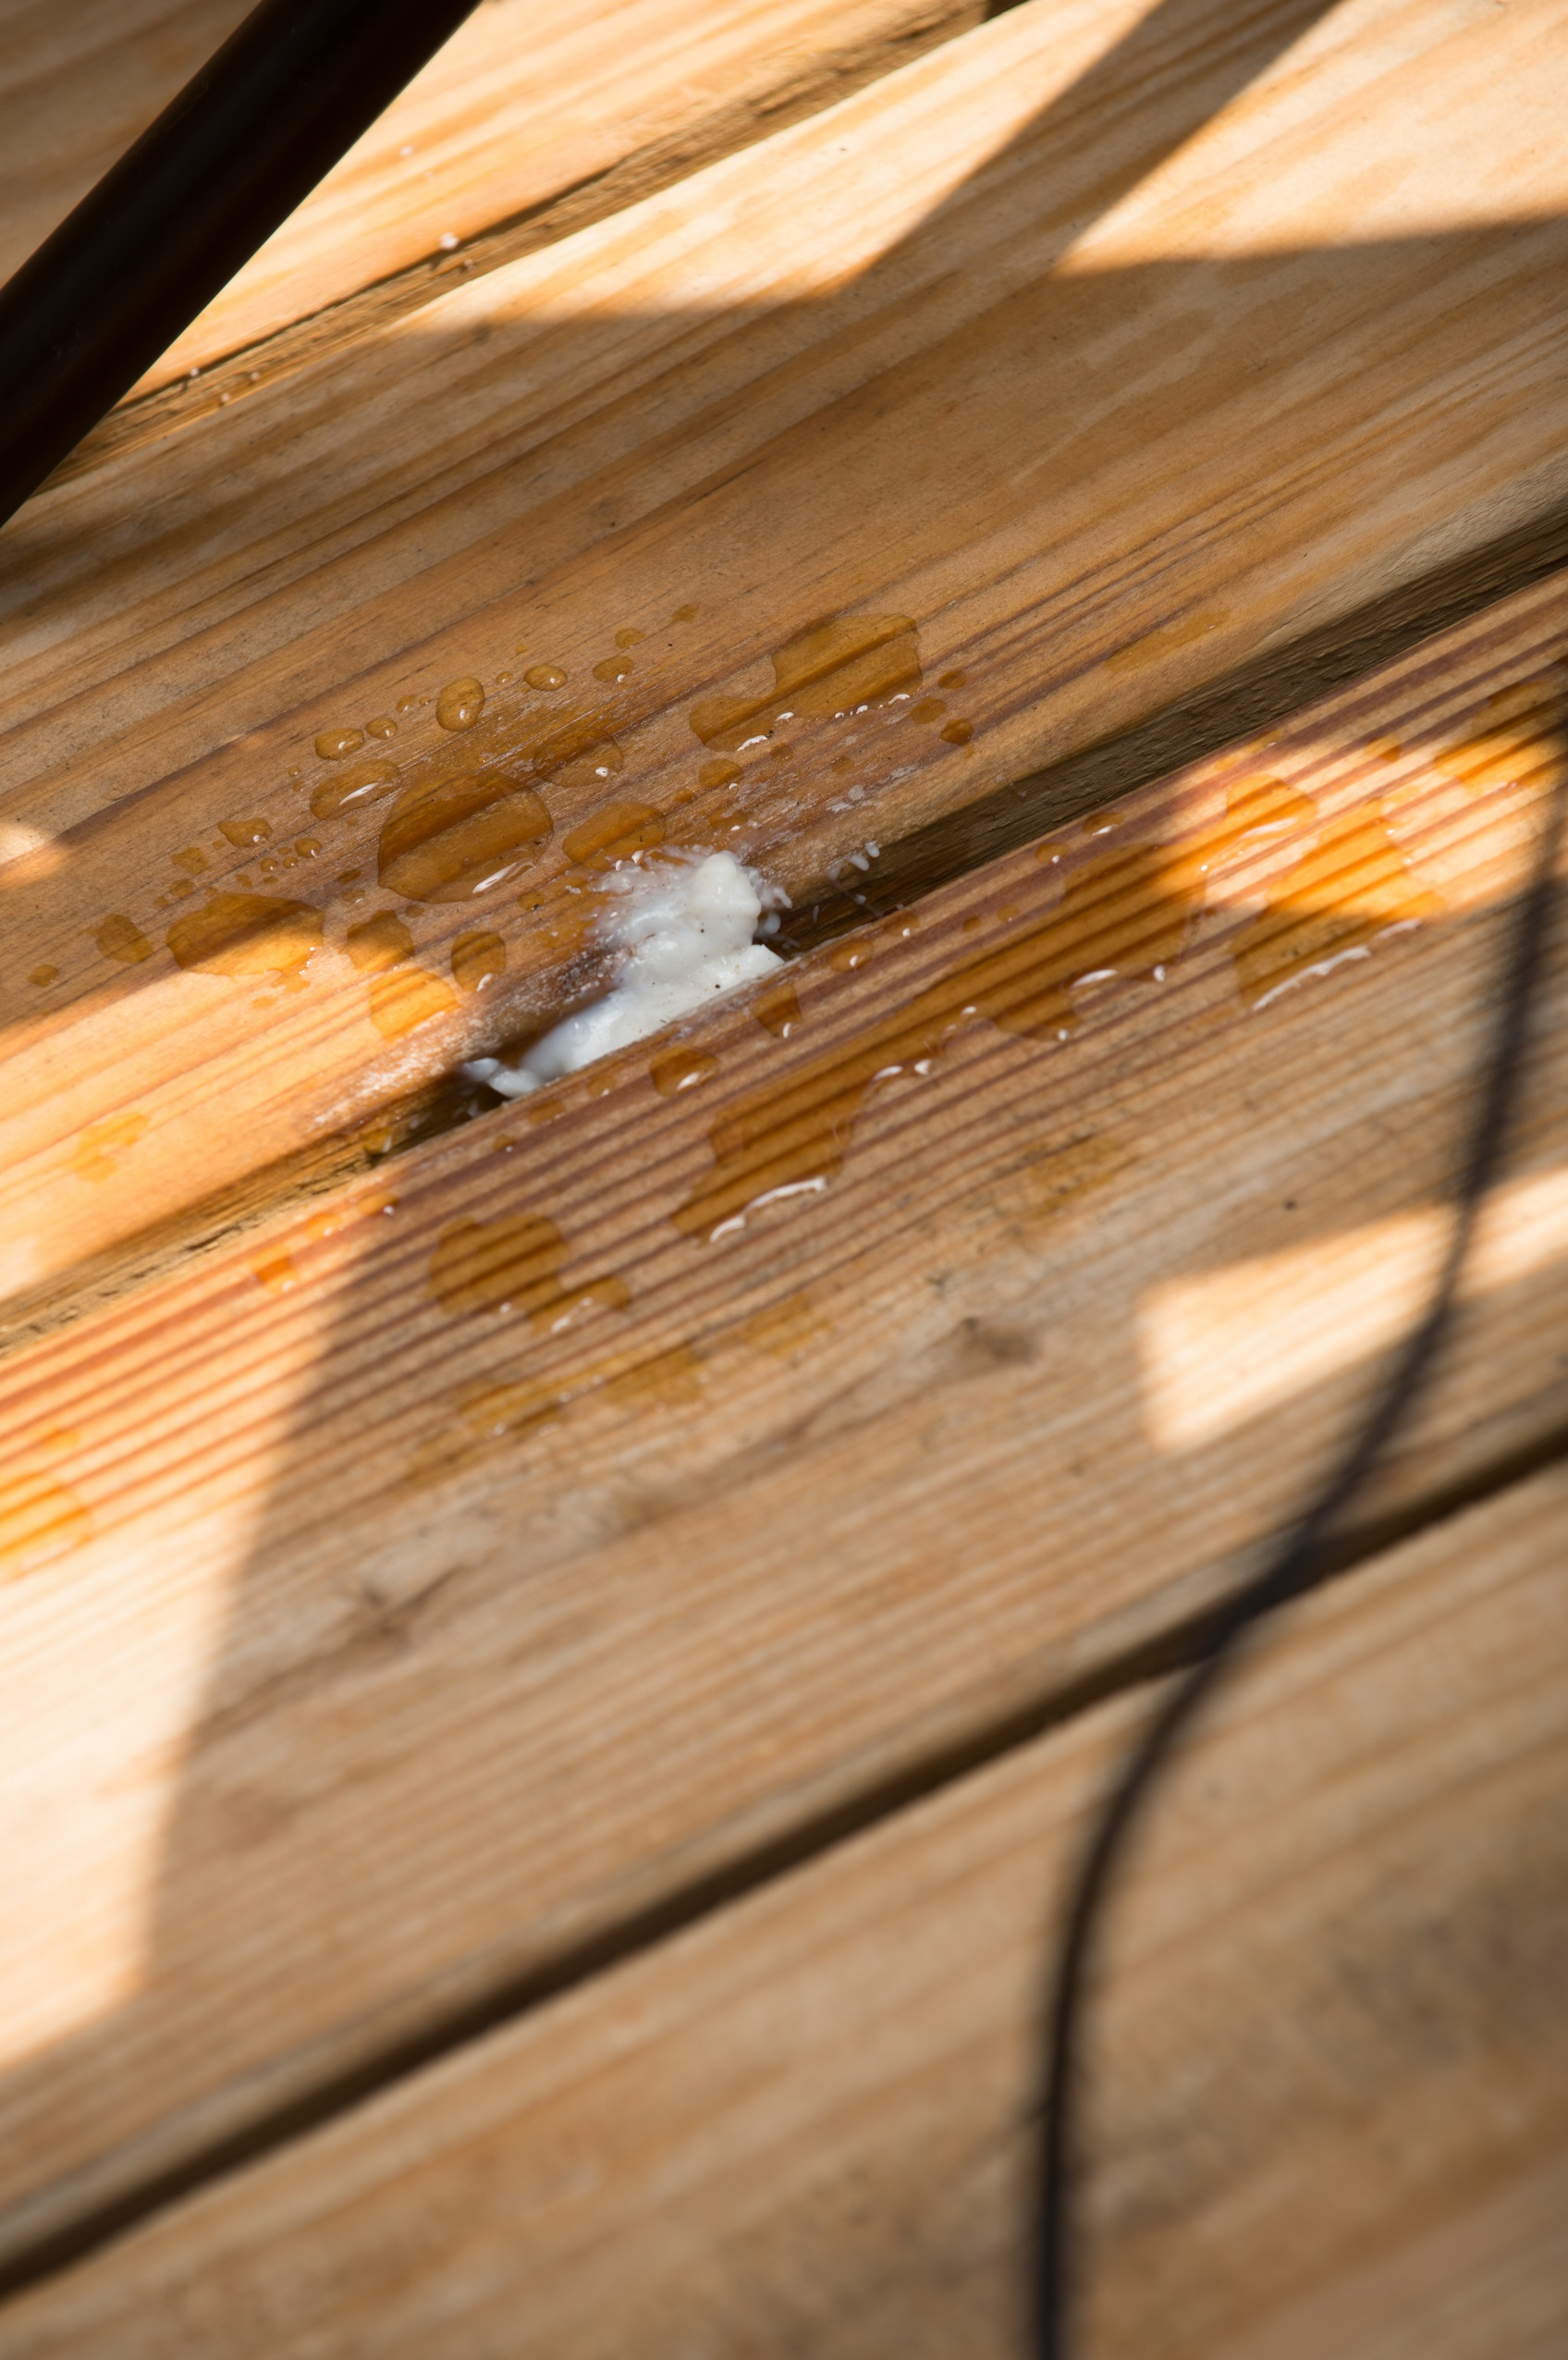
466;852;788;1099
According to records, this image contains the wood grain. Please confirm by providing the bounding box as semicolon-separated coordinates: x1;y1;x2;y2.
0;0;987;408
116;0;996;403
0;0;252;292
0;577;1563;2268
6;1461;1564;2355
5;0;1568;1316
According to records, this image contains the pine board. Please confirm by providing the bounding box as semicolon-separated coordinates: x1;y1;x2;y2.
0;0;252;297
5;0;1568;1321
127;0;998;402
1;0;987;407
6;1462;1565;2355
0;576;1563;2268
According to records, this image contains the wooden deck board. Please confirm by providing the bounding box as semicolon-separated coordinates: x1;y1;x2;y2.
1;0;991;410
0;0;251;299
5;0;1568;1315
5;0;1568;2328
6;1461;1564;2354
0;576;1562;2268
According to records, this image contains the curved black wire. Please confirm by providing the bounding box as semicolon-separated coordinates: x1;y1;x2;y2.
1033;751;1568;2359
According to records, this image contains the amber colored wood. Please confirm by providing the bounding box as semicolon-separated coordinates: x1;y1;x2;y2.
0;0;252;291
0;578;1563;2268
5;1463;1564;2356
125;0;995;399
0;0;986;408
5;0;1568;1321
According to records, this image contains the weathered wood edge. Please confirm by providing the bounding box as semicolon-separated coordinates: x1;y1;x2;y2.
4;1458;1563;2346
0;557;1556;2265
48;0;992;488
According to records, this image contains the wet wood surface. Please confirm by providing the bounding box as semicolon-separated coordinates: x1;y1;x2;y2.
5;0;1568;1330
3;0;1567;2338
6;1462;1564;2357
1;573;1563;2274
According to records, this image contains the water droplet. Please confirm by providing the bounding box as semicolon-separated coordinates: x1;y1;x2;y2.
173;845;209;876
689;613;922;752
1485;675;1564;724
615;628;645;648
593;656;634;682
94;915;153;965
251;1248;299;1295
73;1111;149;1184
670;604;697;623
449;1376;564;1446
364;715;398;741
534;1273;633;1335
309;762;398;822
941;719;974;745
1435;673;1565;795
650;1043;718;1096
377;770;552;901
301;1187;396;1242
675;841;1195;1242
451;930;508;989
1233;801;1444;1006
910;697;946;724
29;964;57;989
167;892;322;977
428;1212;628;1325
699;758;741;791
937;668;967;689
436;676;485;731
524;664;567;691
295;836;321;857
534;720;624;793
316;728;365;761
168;877;195;898
738;1291;824;1358
1209;775;1316;837
829;940;874;971
753;980;802;1039
345;913;415;972
561;798;664;867
219;816;275;846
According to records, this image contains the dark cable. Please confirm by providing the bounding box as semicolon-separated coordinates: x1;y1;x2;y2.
0;0;485;535
3;6;1562;2335
1034;747;1568;2358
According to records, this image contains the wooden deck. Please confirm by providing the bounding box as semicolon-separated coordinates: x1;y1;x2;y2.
2;1;1565;2349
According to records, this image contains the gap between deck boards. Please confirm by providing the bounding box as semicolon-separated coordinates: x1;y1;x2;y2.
8;494;1568;1366
43;0;994;493
2;1409;1562;2309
